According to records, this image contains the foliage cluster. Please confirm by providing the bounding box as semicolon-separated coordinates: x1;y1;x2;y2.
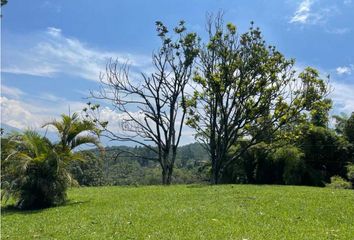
1;114;102;209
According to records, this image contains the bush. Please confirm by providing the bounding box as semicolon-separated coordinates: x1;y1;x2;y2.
70;152;106;186
326;176;352;189
272;146;305;185
1;131;74;209
346;163;354;184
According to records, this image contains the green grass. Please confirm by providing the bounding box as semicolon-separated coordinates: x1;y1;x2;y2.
1;185;354;239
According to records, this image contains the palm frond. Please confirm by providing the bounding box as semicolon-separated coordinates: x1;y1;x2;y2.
70;135;103;151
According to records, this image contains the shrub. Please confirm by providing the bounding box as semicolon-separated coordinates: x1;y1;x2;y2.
272;146;305;185
346;163;354;184
70;152;106;186
1;131;75;209
326;175;352;189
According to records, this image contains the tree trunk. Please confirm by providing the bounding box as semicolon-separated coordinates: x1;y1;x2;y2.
161;148;176;185
161;165;173;185
166;166;173;185
162;167;168;185
211;163;220;184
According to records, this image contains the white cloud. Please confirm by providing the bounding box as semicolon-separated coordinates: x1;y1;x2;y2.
0;96;39;129
38;92;66;102
0;95;85;130
2;27;151;81
1;85;24;99
336;66;352;75
96;106;196;145
331;81;354;113
336;64;354;75
2;66;57;77
290;0;313;24
289;1;341;26
47;27;62;37
289;63;354;114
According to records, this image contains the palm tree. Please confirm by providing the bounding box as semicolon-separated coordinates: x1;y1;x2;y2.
43;112;103;153
1;114;103;209
1;131;73;209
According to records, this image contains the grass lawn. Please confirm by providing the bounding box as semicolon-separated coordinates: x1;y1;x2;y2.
1;184;354;239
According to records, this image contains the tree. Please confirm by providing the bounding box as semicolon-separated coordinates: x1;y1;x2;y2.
333;112;354;162
69;151;106;186
1;113;103;209
1;131;74;209
332;113;348;135
344;112;354;144
43;112;102;153
88;21;198;184
186;14;330;184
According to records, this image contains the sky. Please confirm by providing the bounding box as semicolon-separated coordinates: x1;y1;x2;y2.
1;0;354;145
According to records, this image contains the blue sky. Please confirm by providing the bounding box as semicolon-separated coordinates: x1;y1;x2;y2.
1;0;354;145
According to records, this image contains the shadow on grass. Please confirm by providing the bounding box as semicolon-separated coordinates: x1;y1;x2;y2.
1;200;88;216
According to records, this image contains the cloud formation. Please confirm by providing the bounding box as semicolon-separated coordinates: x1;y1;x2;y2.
336;65;353;75
0;90;85;130
1;85;25;99
2;27;151;81
331;81;354;113
290;0;313;24
289;0;343;28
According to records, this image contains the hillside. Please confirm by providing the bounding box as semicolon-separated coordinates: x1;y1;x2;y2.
2;185;354;239
70;143;210;186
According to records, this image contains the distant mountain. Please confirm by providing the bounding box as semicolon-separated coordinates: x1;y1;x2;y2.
0;123;59;142
1;123;21;135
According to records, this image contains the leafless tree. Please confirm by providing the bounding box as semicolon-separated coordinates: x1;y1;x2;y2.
87;21;198;184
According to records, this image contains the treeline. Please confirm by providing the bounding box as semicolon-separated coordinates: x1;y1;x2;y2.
222;113;354;187
70;143;210;186
72;111;354;188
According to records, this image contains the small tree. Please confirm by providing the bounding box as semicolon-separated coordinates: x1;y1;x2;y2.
43;112;102;152
88;21;198;185
1;113;103;209
1;131;74;209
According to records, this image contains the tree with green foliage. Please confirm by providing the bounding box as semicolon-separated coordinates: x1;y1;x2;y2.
1;131;75;209
1;113;103;209
43;112;102;153
332;113;348;135
88;21;198;185
333;112;354;174
186;14;330;184
271;145;305;185
344;112;354;144
70;151;106;186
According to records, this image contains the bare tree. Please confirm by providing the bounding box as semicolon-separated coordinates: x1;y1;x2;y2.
87;21;198;184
